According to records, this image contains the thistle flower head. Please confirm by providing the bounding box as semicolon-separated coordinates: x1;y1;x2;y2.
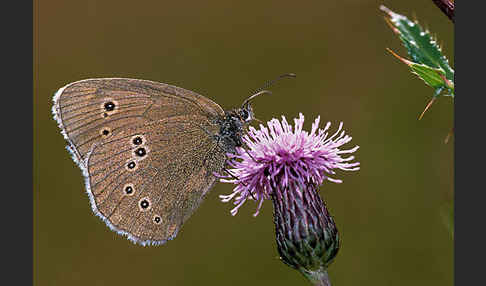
219;113;360;216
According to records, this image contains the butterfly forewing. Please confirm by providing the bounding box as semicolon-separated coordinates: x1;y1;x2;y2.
53;78;226;245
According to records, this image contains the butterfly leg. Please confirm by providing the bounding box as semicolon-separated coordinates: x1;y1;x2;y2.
221;167;256;200
243;148;263;164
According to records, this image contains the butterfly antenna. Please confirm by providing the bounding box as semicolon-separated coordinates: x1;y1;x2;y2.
252;73;296;95
242;73;296;107
242;90;272;108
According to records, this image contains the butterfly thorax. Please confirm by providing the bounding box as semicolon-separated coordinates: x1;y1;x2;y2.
215;109;249;154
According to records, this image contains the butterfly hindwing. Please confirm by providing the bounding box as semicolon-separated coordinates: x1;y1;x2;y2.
53;78;226;245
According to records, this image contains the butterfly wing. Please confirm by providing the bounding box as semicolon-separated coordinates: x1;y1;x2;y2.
52;78;226;245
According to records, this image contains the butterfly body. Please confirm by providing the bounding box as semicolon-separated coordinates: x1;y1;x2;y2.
214;110;250;153
52;78;252;246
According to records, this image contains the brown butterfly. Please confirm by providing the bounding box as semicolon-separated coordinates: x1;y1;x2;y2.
52;75;293;246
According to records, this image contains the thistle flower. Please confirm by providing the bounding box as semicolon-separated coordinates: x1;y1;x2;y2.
219;113;360;216
218;113;360;285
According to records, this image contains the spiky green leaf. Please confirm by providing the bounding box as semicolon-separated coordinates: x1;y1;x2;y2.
410;62;453;94
381;5;454;97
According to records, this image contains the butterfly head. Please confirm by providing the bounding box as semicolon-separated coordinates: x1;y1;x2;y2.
217;90;271;154
239;90;271;122
237;73;296;124
238;103;254;123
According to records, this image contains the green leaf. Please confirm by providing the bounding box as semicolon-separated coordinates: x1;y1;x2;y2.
387;48;454;96
380;5;454;97
409;62;452;92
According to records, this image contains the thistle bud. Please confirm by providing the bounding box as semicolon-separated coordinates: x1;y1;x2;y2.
272;183;339;285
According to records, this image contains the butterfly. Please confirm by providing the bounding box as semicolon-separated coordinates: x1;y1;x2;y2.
52;75;294;246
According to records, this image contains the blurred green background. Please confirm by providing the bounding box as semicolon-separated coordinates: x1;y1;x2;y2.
34;0;454;285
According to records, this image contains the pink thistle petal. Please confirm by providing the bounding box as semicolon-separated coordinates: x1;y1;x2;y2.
218;113;360;216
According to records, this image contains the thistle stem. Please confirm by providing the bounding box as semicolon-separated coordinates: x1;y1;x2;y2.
305;269;332;286
431;0;454;23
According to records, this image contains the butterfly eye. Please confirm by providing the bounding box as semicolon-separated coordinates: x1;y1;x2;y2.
240;109;249;120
